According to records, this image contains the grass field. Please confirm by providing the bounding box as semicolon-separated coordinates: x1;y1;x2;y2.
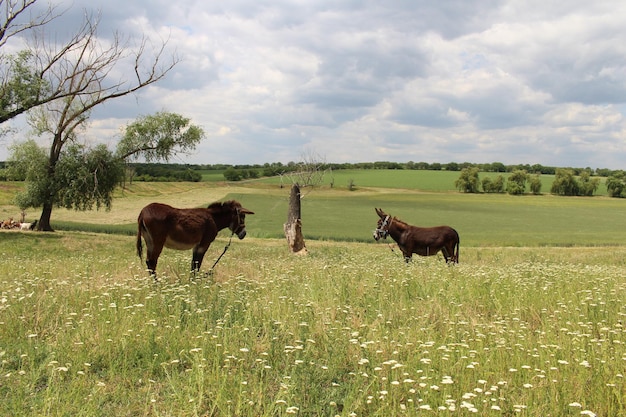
2;169;622;246
0;233;624;416
253;169;608;196
0;172;624;416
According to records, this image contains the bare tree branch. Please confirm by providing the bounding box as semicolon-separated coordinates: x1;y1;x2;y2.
0;0;58;47
1;3;179;124
287;150;328;196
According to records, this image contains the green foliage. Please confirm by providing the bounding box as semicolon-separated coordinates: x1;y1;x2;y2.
223;166;242;181
130;163;202;182
506;170;528;195
8;141;124;211
54;144;125;210
578;171;600;196
223;167;260;181
117;112;205;162
5;139;48;182
6;140;50;210
551;168;600;196
529;174;542;194
454;167;480;193
551;168;579;195
605;175;625;197
0;51;50;121
482;174;505;193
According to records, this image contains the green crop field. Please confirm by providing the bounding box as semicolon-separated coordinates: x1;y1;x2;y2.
0;172;624;416
254;169;607;196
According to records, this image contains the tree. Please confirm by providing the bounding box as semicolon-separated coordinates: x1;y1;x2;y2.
455;167;480;193
529;175;542;195
10;111;203;229
481;176;492;193
550;169;580;196
8;109;203;230
482;174;504;193
284;183;308;255
223;167;242;181
490;162;506;172
284;152;327;254
10;11;180;231
550;169;599;197
287;151;327;188
606;175;625;197
506;170;528;195
12;142;124;212
578;171;600;196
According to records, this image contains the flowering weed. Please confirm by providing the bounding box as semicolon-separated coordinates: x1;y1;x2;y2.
0;233;624;416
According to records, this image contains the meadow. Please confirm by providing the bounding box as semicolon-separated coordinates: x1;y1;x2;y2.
0;172;625;416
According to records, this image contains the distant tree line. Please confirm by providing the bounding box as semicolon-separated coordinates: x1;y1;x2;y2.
128;163;203;182
219;160;623;178
2;160;622;178
455;167;608;196
119;160;623;179
3;159;626;198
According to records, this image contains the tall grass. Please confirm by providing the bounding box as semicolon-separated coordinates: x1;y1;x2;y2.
1;232;624;416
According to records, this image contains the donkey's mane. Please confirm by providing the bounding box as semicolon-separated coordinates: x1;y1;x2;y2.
208;200;240;211
391;216;409;228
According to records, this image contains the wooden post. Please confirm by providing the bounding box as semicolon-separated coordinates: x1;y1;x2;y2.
284;184;308;255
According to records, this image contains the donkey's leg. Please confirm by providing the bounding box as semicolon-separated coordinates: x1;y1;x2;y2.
145;234;164;279
443;244;459;263
191;244;210;272
146;249;162;279
398;244;413;263
441;246;450;263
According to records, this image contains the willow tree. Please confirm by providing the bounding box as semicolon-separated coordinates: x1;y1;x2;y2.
10;111;204;231
12;11;179;231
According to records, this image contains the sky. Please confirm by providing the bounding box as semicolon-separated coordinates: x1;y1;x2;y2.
2;0;626;169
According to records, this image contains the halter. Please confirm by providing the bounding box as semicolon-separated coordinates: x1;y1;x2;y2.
229;208;248;238
374;215;391;239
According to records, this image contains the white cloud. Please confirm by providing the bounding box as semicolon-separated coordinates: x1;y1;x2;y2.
2;0;626;169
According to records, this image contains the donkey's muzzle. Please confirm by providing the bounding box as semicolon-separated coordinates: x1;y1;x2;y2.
237;228;247;239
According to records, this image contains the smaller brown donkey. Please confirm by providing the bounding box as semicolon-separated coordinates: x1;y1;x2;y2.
137;200;254;278
373;207;459;263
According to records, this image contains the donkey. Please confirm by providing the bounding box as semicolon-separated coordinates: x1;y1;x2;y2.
373;208;459;263
137;200;254;278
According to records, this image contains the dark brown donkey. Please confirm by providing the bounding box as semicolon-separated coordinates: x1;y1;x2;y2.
373;208;459;263
137;200;254;278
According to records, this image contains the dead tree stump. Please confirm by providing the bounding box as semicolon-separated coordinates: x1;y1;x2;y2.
284;184;308;255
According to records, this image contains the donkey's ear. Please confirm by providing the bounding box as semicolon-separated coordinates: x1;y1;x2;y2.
375;208;385;218
240;208;255;215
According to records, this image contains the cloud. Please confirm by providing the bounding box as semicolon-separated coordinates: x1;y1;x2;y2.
2;0;626;169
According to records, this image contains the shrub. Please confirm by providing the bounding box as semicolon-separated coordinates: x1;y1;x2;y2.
506;170;528;195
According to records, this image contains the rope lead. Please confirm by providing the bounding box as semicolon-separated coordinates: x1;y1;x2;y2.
208;232;234;275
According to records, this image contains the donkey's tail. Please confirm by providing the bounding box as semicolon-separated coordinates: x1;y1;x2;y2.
136;214;144;260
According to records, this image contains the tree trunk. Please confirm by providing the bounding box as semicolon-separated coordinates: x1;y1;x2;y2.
38;202;54;231
284;184;308;255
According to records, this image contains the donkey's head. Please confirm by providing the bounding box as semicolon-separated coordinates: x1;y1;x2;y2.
229;202;255;239
373;208;391;241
